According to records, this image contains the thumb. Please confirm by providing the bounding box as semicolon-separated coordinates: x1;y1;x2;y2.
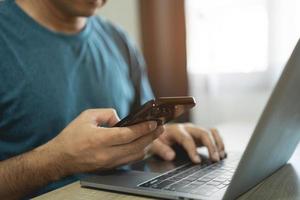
83;109;120;126
151;139;176;161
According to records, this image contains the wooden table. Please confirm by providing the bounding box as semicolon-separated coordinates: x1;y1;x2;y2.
33;123;300;200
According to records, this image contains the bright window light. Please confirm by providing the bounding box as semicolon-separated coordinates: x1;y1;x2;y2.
185;0;269;74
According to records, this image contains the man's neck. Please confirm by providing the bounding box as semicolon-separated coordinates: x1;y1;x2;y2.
16;0;87;34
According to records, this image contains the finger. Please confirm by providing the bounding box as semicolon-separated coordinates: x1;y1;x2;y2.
150;139;176;161
210;128;226;158
110;126;164;156
105;121;160;146
186;126;220;162
171;125;201;163
82;108;120;126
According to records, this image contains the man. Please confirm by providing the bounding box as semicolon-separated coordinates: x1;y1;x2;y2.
0;0;225;199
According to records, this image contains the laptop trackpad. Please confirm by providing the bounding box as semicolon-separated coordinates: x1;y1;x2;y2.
81;169;160;188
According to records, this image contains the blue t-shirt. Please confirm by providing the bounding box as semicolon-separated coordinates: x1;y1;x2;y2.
0;0;154;197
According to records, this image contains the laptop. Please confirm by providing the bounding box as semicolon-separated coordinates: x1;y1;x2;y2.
80;39;300;200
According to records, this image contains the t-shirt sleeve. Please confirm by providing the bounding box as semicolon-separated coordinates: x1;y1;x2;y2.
96;16;155;105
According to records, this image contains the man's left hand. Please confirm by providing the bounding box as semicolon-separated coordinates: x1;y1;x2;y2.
150;123;225;163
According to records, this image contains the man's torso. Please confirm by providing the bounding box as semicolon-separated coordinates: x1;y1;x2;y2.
0;0;152;196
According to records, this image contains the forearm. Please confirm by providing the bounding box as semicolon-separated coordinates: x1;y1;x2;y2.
0;141;68;200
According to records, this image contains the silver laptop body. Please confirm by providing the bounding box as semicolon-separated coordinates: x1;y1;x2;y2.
80;39;300;200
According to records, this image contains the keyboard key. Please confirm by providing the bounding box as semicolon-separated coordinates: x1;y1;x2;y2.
192;171;205;178
199;177;212;182
207;181;221;186
177;180;191;185
223;180;231;185
203;167;214;173
205;173;218;179
216;184;227;189
168;177;182;181
184;176;198;182
195;180;207;185
213;177;227;182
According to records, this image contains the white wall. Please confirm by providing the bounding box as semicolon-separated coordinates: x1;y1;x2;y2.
187;0;300;127
97;0;142;49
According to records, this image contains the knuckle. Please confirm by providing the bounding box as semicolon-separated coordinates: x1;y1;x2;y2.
210;130;218;139
201;132;211;142
211;128;219;133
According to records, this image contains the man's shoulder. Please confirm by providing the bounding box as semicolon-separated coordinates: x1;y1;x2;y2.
91;15;128;40
91;15;139;56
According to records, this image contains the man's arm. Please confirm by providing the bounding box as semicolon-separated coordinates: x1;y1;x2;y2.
0;142;66;200
0;109;164;200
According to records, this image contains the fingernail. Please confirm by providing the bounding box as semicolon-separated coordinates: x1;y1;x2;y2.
194;155;201;163
220;151;225;158
213;152;220;161
149;121;157;131
166;151;175;160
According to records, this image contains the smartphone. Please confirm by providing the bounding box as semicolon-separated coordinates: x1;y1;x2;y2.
114;96;196;127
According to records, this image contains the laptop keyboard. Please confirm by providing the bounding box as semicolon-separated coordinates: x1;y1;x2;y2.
139;156;239;197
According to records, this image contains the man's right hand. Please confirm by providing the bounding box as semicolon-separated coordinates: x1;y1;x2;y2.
0;108;163;200
46;109;164;176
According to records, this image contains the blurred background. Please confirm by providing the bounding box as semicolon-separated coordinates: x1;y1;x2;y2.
99;0;300;129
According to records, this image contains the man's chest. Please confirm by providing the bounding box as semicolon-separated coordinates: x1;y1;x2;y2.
0;42;135;137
